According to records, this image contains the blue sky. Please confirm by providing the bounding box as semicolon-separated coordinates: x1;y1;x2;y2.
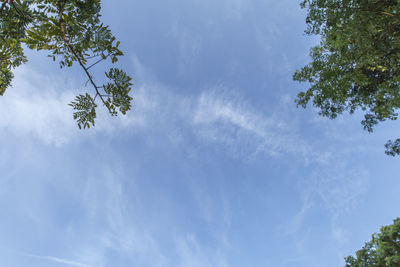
1;0;400;266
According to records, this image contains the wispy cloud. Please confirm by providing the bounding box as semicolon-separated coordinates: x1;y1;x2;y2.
78;164;168;267
0;66;151;146
3;57;321;168
0;67;77;146
4;60;336;171
282;161;369;264
302;167;369;219
16;251;91;267
133;58;337;165
175;234;229;267
77;162;232;267
191;89;327;163
131;56;322;163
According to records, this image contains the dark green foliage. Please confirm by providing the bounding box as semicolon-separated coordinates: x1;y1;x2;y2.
294;0;400;156
0;0;133;128
103;67;133;116
0;0;31;95
345;218;400;266
384;139;400;157
69;93;97;129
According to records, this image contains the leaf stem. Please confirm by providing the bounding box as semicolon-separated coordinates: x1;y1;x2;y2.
86;54;109;70
0;0;9;14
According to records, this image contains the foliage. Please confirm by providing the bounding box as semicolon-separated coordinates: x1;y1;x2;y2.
345;218;400;266
69;93;97;129
0;0;133;128
294;0;400;156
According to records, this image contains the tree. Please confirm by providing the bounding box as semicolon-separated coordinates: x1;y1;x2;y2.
345;218;400;266
0;0;132;129
294;0;400;156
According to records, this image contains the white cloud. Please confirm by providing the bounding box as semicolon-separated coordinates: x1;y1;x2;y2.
75;163;231;267
77;165;168;267
175;234;229;267
303;167;369;218
0;67;77;146
220;0;251;20
21;253;92;267
191;89;326;163
0;66;151;146
169;23;203;77
2;61;332;166
283;163;369;261
134;57;334;164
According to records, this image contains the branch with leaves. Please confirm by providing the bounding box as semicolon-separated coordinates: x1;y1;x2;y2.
345;218;400;266
0;0;133;129
294;0;400;156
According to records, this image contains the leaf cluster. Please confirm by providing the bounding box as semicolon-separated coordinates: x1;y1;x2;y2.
294;0;400;155
69;93;96;129
103;67;133;116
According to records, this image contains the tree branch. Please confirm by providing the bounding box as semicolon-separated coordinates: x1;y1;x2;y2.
86;54;109;70
0;0;9;15
56;1;111;112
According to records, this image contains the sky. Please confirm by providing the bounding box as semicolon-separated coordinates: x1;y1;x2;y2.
1;0;400;266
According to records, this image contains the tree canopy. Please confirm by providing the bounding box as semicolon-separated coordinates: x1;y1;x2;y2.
0;0;132;129
294;0;400;156
345;218;400;266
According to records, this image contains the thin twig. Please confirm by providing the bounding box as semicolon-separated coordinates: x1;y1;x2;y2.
0;0;9;15
86;54;109;70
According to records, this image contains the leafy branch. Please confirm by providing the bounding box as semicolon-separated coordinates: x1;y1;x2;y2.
0;0;133;128
57;1;108;110
296;0;400;156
